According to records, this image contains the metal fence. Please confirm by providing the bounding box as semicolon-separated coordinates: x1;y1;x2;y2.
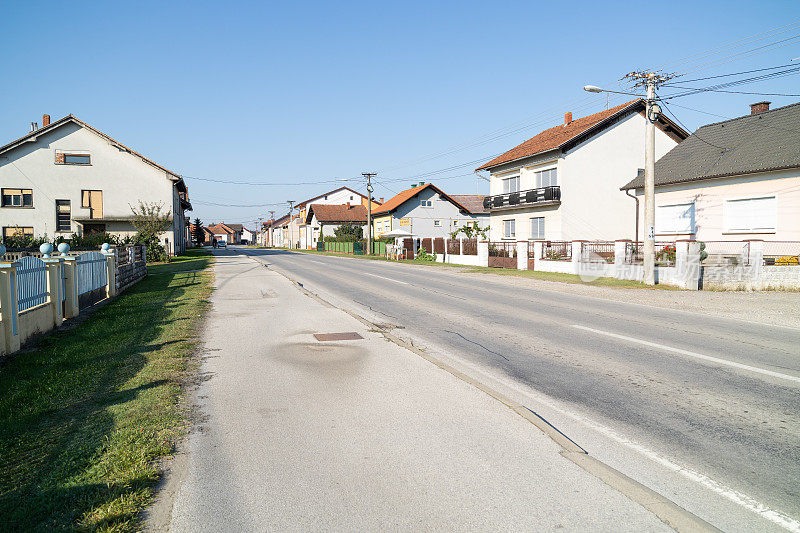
76;252;108;295
582;242;615;263
700;241;750;266
762;241;800;266
625;242;677;267
488;241;517;269
447;239;460;255
16;256;48;312
540;241;571;261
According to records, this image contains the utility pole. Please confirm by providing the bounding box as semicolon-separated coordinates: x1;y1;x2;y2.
268;210;275;247
287;200;295;249
643;74;657;286
584;71;672;286
362;172;376;255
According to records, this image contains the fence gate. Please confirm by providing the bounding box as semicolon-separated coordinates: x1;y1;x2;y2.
16;256;48;312
488;242;517;269
76;252;108;308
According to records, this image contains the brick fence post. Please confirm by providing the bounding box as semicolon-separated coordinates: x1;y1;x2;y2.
478;240;489;267
516;241;528;270
102;244;117;298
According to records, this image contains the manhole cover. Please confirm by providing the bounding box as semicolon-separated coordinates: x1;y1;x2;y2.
314;332;364;341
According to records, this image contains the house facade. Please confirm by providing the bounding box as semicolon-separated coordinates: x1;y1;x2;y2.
621;101;800;242
305;203;368;247
0;114;191;253
207;223;242;244
372;182;489;239
476;101;687;242
293;187;381;249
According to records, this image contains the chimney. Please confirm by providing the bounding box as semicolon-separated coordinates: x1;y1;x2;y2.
379;197;384;203
565;112;573;124
750;101;770;115
346;202;350;209
30;122;38;132
42;114;50;127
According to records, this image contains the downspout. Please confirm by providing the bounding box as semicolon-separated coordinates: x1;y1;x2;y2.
625;188;640;247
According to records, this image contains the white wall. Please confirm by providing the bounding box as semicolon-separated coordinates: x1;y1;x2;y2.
487;111;680;242
389;188;488;239
633;169;800;242
0;122;184;249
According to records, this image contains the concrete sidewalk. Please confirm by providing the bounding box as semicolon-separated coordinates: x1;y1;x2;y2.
168;251;671;532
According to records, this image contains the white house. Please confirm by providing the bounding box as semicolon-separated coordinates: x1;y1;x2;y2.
289;187;381;249
621;101;800;243
476;100;688;242
0;114;191;253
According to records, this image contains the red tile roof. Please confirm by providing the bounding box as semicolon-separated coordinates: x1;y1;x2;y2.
476;100;641;171
307;203;368;223
372;183;474;215
450;195;489;214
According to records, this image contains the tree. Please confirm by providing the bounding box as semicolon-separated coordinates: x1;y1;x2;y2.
449;223;489;240
193;218;205;246
333;223;363;242
130;201;171;261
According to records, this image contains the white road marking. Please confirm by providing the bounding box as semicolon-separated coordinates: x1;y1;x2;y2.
307;259;327;265
572;324;800;384
364;272;409;285
431;347;800;532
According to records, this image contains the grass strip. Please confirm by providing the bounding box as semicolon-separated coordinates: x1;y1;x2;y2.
0;249;214;532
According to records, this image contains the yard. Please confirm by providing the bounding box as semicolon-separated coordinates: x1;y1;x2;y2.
0;249;213;531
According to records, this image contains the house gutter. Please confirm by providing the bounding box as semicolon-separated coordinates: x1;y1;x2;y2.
625;188;639;246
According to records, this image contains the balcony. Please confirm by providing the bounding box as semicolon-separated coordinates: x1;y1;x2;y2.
483;186;561;211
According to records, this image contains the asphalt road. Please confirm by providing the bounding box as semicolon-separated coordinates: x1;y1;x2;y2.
241;248;800;532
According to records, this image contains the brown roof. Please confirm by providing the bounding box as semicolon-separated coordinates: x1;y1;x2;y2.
477;101;642;171
207;223;233;235
450;195;489;214
307;203;368;223
225;223;244;232
372;183;473;215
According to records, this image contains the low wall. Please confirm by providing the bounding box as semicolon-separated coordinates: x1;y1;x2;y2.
17;303;54;347
535;259;575;274
439;253;482;266
116;260;147;293
701;264;800;290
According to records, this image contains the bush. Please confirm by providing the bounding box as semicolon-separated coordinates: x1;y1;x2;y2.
333;223;363;242
416;246;436;261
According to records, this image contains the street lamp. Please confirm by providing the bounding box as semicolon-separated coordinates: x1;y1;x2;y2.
583;81;658;285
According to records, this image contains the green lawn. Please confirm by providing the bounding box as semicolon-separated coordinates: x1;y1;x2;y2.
0;248;214;532
275;248;679;289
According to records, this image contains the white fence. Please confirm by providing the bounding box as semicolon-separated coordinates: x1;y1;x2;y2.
76;252;108;295
16;256;48;312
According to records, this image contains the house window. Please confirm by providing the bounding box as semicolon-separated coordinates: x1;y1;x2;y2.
3;226;34;239
56;200;71;232
434;220;442;227
535;168;558;188
530;217;544;239
1;188;33;208
502;175;520;193
420;199;433;208
723;196;776;233
81;190;103;219
503;219;515;238
55;152;91;165
656;203;695;234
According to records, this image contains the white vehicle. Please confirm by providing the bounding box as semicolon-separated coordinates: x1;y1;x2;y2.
217;240;227;248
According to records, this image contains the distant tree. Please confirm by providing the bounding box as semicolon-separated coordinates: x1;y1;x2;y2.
130;200;171;261
333;222;363;242
193;218;205;245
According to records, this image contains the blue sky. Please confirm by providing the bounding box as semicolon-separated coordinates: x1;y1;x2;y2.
2;1;799;228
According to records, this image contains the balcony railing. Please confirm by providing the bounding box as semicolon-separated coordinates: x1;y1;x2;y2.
483;186;561;210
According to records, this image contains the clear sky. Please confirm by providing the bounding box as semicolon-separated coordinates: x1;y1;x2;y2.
2;1;799;228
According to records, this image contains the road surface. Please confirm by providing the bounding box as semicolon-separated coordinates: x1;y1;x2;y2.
244;248;800;533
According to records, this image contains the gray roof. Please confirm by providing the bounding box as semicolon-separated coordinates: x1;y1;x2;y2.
450;195;489;214
622;101;800;190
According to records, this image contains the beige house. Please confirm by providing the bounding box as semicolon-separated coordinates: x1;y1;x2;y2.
0;114;192;253
621;101;800;242
476;100;688;242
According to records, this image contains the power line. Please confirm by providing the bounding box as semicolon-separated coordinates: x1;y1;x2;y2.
184;175;359;186
674;62;800;83
657;97;728;151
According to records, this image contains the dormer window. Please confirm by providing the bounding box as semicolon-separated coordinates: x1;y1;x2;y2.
55;151;91;165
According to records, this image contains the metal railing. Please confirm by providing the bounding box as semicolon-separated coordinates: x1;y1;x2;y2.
582;242;615;263
625;242;677;267
488;242;517;257
762;241;800;266
483;186;561;210
447;239;460;255
76;252;108;295
16;256;48;311
540;241;571;261
700;241;750;266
